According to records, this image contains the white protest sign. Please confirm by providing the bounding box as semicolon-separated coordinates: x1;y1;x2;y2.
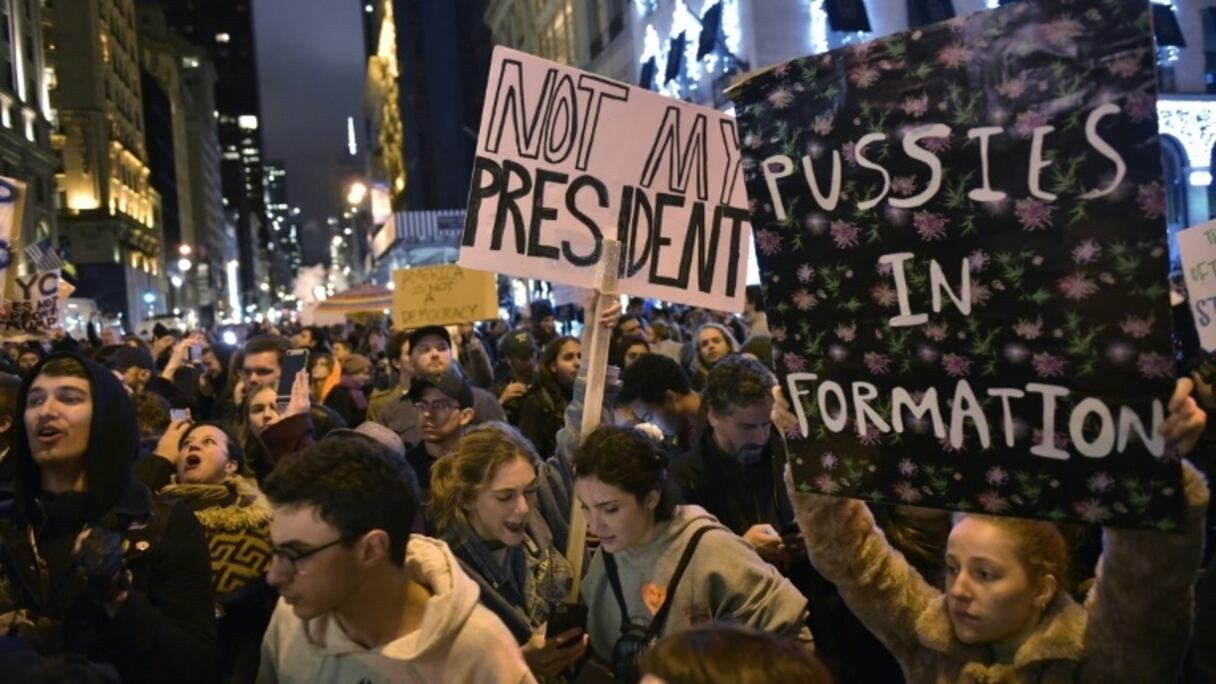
460;47;750;312
1179;219;1216;351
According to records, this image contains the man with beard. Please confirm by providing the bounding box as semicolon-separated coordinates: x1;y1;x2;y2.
668;354;797;565
376;326;504;449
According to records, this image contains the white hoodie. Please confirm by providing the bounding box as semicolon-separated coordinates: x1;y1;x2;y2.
257;535;536;684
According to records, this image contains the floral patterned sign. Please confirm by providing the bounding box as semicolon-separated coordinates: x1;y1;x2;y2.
731;0;1183;529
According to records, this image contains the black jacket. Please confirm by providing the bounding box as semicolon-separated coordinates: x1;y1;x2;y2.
0;353;218;683
517;380;569;461
669;420;794;535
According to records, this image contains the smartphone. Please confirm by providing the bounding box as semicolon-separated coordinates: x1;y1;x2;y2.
780;520;801;537
278;349;309;400
169;408;191;423
188;344;203;364
545;603;588;643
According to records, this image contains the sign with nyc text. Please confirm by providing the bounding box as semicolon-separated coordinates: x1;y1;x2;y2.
1178;219;1216;352
461;46;751;312
732;0;1181;528
392;265;498;329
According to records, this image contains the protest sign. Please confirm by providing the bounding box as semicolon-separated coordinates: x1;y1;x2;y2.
0;269;60;339
460;46;751;312
1178;220;1216;352
731;0;1180;528
0;177;26;299
391;265;498;329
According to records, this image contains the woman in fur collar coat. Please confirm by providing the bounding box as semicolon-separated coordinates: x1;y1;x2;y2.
784;378;1210;683
153;420;275;683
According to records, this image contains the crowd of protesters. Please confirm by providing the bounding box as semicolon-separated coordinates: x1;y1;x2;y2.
0;281;1209;683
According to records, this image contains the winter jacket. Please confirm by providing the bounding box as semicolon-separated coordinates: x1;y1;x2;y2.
787;461;1211;684
580;504;812;662
377;385;506;448
160;475;276;684
670;420;794;535
517;380;570;460
257;535;535;684
323;376;368;427
0;353;217;683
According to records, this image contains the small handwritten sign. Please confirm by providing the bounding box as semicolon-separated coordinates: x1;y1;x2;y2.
1178;219;1216;351
391;265;498;329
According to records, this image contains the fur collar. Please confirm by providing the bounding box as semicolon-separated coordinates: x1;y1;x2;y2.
161;475;271;534
915;592;1087;671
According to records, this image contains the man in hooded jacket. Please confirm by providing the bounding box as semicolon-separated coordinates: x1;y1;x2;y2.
0;353;218;682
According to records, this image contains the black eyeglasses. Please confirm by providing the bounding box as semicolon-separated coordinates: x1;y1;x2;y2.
415;400;454;415
269;535;354;574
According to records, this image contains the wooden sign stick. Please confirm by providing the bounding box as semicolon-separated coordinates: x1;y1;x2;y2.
564;239;620;602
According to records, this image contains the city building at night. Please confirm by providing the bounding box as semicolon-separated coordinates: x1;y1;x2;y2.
49;0;163;324
265;158;303;306
0;0;56;251
363;0;492;276
143;0;271;315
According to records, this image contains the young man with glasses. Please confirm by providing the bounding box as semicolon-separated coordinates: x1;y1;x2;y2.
402;372;475;504
258;435;533;683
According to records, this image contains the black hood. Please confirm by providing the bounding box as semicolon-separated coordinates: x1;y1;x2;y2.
12;352;139;523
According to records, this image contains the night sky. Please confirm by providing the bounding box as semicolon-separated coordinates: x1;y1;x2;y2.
253;0;368;226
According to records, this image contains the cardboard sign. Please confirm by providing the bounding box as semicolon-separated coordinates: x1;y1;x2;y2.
460;46;751;312
0;269;60;339
1178;220;1216;351
392;265;498;329
732;0;1180;528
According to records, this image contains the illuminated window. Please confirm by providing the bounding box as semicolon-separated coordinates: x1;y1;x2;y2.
215;33;230;44
182;56;200;69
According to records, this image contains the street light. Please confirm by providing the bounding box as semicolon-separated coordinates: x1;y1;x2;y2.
170;275;183;288
346;181;367;206
178;257;193;272
179;244;192;256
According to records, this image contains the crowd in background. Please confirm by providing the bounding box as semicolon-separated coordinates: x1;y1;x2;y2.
0;281;1209;683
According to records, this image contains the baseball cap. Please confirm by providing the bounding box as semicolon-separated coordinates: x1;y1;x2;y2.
324;421;407;460
408;372;474;409
499;330;537;360
407;325;452;350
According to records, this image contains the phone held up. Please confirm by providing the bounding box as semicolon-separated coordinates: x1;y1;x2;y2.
278;349;309;402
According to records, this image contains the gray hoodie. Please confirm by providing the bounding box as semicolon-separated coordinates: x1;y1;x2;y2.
256;535;535;684
580;504;812;661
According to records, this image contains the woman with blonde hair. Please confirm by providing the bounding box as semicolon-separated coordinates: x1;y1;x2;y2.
430;421;588;681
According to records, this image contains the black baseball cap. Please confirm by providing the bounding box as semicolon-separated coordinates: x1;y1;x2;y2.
499;330;537;360
407;325;452;350
408;372;474;409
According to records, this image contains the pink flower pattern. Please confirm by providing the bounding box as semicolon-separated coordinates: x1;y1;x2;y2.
755;229;782;256
1137;352;1173;379
792;289;818;311
942;353;971;377
1057;271;1099;301
871;283;898;307
1033;353;1067;377
913;211;949;241
864;352;892;375
1137;182;1165;219
1072;239;1101;264
1015;198;1055;231
830;220;861;248
1119;314;1154;338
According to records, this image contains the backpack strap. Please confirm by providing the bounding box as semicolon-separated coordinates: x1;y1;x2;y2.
602;525;715;637
647;526;712;640
602;549;632;634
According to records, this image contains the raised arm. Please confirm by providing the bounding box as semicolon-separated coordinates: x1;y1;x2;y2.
1080;458;1209;682
786;468;940;664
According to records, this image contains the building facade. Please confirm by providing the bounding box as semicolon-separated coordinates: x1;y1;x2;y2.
143;0;270;314
264;158;303;307
49;0;162;324
363;0;493;275
0;0;57;252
